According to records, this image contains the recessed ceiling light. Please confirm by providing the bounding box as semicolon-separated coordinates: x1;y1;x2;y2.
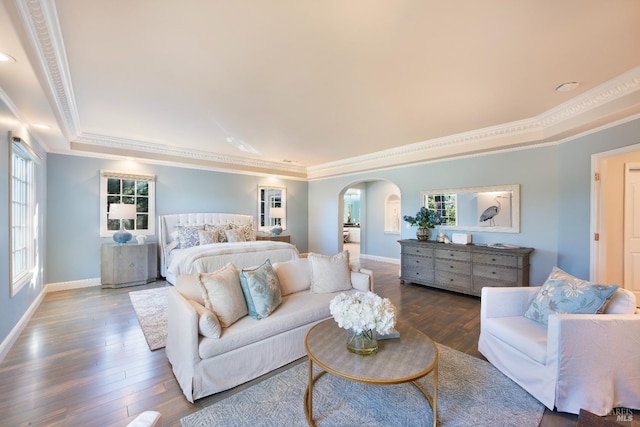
555;82;580;92
0;51;16;63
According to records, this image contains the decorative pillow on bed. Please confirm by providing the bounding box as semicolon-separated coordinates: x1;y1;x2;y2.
225;228;246;243
204;224;231;242
524;267;619;325
187;300;222;338
230;223;256;241
197;264;248;327
308;251;352;293
239;259;282;320
176;225;204;249
198;229;219;245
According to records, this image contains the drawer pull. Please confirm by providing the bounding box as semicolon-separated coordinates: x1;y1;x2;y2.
492;271;496;275
449;253;454;257
450;265;454;269
492;258;496;261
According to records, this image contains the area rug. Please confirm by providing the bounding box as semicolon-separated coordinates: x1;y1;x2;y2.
129;287;168;350
180;344;544;427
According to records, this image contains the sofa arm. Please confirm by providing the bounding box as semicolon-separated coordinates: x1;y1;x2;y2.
166;287;200;402
351;268;373;292
481;286;539;319
547;313;640;414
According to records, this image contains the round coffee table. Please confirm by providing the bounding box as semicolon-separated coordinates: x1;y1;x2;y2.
303;319;438;427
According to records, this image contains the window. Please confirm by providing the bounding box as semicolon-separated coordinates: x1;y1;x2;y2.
425;193;457;226
100;170;155;237
10;137;38;296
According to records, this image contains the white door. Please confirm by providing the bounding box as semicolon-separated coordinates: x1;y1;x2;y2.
623;163;640;303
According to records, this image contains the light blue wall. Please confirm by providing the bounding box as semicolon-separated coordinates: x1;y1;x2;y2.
0;109;47;345
46;154;309;283
363;180;402;260
310;117;640;285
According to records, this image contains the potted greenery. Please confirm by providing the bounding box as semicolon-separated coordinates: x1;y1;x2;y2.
403;207;443;241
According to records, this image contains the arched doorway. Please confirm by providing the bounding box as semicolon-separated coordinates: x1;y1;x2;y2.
338;180;402;266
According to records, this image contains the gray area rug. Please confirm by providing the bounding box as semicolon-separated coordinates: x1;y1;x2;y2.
180;344;544;427
129;287;168;350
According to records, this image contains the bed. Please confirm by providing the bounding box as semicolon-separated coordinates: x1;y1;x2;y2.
159;213;299;284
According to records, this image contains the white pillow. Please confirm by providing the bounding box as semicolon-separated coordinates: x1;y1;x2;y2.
176;274;205;305
308;251;352;293
188;300;222;338
198;229;219;245
604;288;637;314
198;264;248;327
273;258;312;296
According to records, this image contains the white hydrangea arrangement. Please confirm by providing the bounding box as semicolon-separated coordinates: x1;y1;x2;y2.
329;291;397;335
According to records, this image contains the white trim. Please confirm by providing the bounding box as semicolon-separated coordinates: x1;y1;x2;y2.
359;253;400;265
0;289;46;363
44;277;101;293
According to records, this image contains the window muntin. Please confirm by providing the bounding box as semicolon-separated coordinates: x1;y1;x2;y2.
100;171;155;236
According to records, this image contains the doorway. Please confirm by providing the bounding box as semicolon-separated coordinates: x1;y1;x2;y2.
591;144;640;303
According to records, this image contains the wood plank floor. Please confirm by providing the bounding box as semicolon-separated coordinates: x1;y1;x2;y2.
0;259;634;426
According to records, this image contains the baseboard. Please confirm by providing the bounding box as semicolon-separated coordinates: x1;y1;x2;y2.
44;277;101;293
0;288;46;363
359;254;400;265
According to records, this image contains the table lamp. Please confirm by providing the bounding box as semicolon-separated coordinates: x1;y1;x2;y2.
270;207;284;235
109;203;136;244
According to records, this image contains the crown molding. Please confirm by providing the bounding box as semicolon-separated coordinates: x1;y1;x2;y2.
15;0;80;140
307;65;640;180
17;0;640;180
74;133;307;176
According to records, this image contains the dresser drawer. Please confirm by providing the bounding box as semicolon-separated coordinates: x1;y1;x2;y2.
473;264;517;282
435;259;471;276
402;266;435;283
402;245;434;258
473;253;517;268
402;254;433;270
435;271;472;289
435;249;471;262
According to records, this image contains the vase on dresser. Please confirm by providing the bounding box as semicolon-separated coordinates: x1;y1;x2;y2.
416;227;430;241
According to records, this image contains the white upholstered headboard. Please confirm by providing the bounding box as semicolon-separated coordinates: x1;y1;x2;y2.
158;213;254;277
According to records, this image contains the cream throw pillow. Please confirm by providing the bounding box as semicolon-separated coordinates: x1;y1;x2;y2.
198;264;248;327
188;300;222;339
308;251;352;293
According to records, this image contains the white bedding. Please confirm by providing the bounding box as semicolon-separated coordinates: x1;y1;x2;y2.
166;240;299;284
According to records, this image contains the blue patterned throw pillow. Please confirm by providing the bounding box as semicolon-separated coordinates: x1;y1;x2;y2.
239;259;282;320
524;267;619;325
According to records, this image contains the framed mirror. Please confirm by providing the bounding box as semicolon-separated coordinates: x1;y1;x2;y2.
258;186;286;231
421;184;520;233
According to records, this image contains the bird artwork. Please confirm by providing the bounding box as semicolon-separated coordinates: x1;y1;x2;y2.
479;195;508;226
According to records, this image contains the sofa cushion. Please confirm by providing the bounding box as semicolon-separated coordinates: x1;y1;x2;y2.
483;316;548;364
308;251;352;293
272;258;312;296
198;263;248;328
524;267;619;325
188;300;222;338
176;274;206;306
604;288;637;314
239;259;282;320
198;289;358;359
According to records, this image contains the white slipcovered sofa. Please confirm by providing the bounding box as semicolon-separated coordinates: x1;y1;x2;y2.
479;285;640;415
166;255;373;402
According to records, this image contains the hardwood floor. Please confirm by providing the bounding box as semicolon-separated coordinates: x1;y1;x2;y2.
0;259;633;426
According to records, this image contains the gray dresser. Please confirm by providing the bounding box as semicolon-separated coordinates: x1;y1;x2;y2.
101;242;158;288
399;239;533;297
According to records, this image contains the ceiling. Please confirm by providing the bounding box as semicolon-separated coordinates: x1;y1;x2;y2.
1;0;640;179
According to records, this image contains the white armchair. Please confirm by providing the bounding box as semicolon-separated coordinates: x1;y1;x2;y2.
478;286;640;415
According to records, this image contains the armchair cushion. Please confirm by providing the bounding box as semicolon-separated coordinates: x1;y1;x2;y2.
524;267;618;324
482;316;548;363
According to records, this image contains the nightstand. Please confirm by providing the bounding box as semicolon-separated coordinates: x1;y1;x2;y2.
256;234;291;243
101;242;158;288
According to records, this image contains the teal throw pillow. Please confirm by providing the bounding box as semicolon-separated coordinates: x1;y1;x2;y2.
239;259;282;320
524;267;619;325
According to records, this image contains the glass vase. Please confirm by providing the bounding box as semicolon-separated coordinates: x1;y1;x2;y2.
347;329;378;356
416;227;430;241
